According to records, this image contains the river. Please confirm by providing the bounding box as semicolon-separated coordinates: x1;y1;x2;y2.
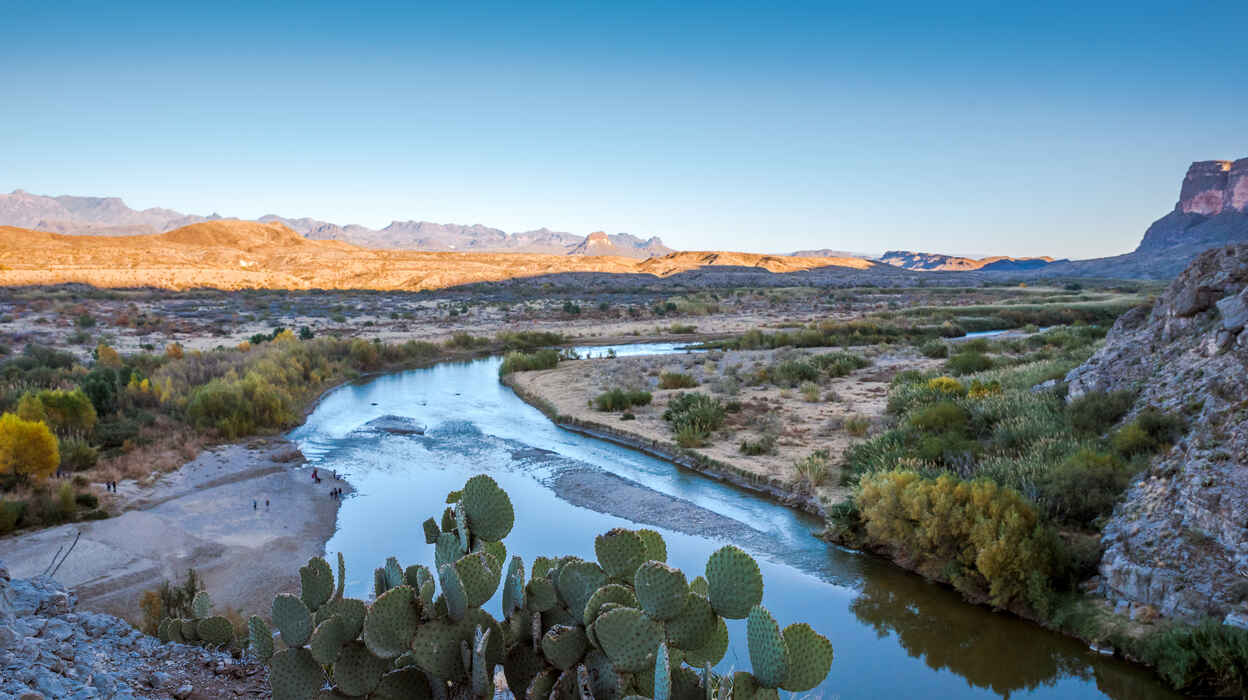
288;343;1177;699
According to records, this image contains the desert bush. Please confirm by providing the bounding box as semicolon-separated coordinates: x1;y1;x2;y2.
739;434;777;456
663;392;725;445
918;340;949;358
794;449;832;486
495;331;563;351
1036;449;1131;528
58;436;98;471
857;470;1054;609
0;413;59;482
771;359;820;386
1067;390;1134;436
799;381;821;402
926;376;965;396
946;350;993;376
593;388;652;412
844;414;871;437
658;371;698;389
498;349;560;375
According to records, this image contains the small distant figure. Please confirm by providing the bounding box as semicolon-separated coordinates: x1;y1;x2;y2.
265;499;270;509
312;468;319;481
253;499;257;510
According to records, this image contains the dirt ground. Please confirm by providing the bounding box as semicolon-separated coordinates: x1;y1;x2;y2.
0;438;346;624
508;347;943;509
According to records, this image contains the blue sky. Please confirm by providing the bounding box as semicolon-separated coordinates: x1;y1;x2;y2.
2;1;1245;258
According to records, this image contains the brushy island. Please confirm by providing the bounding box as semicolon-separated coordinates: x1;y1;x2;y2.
158;474;833;700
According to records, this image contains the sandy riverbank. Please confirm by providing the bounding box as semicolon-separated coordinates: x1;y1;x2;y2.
504;349;942;515
0;437;346;623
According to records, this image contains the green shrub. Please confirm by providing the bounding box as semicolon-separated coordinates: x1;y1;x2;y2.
946;350;993;376
909;401;969;434
1037;449;1131;528
857;470;1054;609
1067;390;1133;436
799;381;821;402
74;492;99;509
844;414;871;437
58;437;98;471
794;449;832;486
918;340;949;359
663;392;725;445
658;372;698;389
498;349;560;375
771;359;820;386
593;388;652;412
739;435;777;456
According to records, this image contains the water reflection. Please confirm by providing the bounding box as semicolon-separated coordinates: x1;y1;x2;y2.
289;344;1177;699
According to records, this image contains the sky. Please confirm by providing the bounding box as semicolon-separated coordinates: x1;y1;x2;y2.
2;1;1245;259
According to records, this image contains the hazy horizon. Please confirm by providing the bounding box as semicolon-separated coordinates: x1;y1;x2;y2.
3;1;1245;258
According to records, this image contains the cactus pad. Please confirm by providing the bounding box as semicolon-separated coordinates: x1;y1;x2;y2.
557;561;607;622
594;606;663;673
503;555;526;617
298;556;334;612
384;556;405;590
583;583;639;626
746;606;788;689
654;642;672;700
363;585;421;659
197;615;234;647
779;623;833;692
532;556;556;580
248;615;273;662
705;545;763;619
167;619;184;644
542;624;589;670
157;617;172;643
318;597;367;640
477;539;507;570
583;649;624;700
454;551;502;607
681;616;729;668
525;669;558;700
439;563;468;621
730;671;779;700
334;641;390;696
405;564;434;591
192;590;212;619
269;647;323;700
525;577;558;613
635;561;688;621
336;551;346;601
688;576;709;598
637;529;667;563
374;667;433;700
374;568;389;599
435;532;465;571
309;614;348;664
179;618;199;642
423;517;441;545
504;642;544;696
462;474;515;542
411;619;467;682
595;528;647;581
665;593;715;651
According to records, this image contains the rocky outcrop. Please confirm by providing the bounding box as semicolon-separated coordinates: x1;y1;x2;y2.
0;560;263;699
1064;244;1248;620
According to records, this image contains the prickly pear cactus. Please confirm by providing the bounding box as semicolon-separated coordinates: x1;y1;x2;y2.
258;473;834;700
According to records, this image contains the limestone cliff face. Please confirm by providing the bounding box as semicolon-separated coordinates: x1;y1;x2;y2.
1179;160;1248;216
1065;244;1248;619
1137;159;1248;253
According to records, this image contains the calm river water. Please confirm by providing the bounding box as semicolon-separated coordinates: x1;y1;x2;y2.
288;343;1177;699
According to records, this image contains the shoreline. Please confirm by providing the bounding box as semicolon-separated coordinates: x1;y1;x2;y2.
0;436;349;624
502;373;825;516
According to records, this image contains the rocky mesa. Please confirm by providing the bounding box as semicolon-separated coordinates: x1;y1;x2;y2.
1065;243;1248;620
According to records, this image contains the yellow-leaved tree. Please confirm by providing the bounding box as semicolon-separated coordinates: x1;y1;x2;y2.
0;413;60;482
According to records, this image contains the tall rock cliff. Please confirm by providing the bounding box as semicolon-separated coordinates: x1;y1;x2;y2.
1136;159;1248;252
1065;244;1248;619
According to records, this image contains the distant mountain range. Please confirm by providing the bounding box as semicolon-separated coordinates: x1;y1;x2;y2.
877;251;1065;272
0;190;671;259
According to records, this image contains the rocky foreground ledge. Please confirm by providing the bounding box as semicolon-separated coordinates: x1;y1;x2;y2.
0;560;265;700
